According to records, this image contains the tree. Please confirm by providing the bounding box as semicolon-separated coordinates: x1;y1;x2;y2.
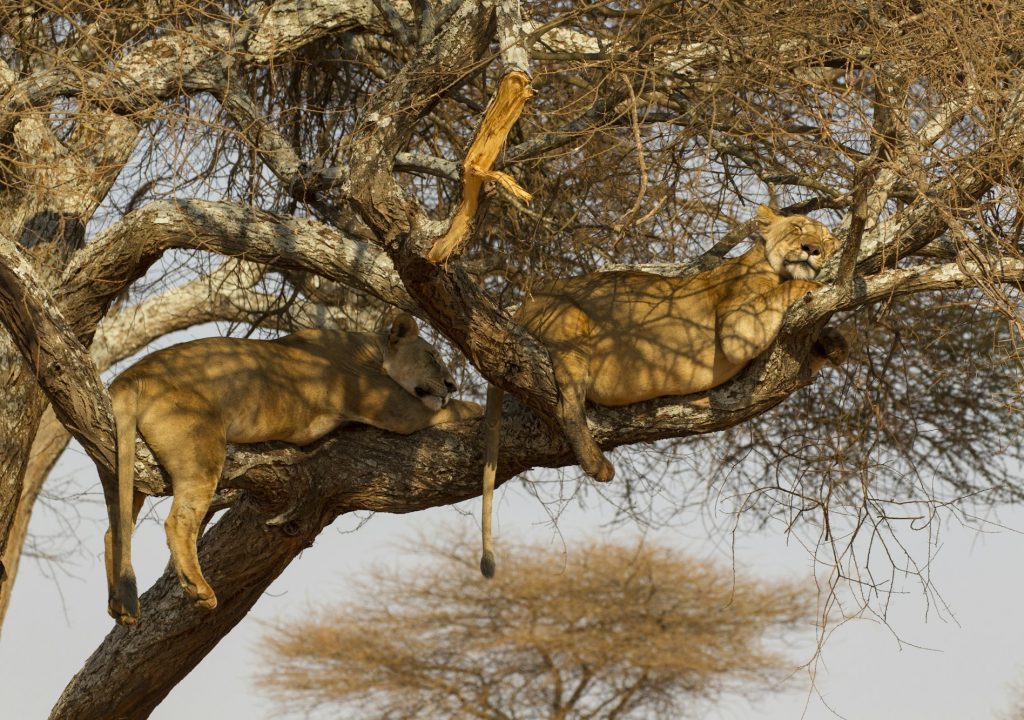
258;538;813;720
0;0;1021;717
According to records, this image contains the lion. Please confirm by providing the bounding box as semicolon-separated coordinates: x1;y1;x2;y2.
105;313;481;625
479;205;846;576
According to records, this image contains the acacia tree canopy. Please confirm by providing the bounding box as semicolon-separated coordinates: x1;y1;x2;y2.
258;537;813;720
0;1;1020;717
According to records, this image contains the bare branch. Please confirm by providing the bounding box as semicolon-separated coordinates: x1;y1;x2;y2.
60;200;414;341
372;0;414;46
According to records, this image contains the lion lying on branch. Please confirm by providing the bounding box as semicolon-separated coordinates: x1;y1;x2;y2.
104;313;480;625
480;206;847;576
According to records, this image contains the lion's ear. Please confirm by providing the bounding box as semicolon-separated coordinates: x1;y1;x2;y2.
389;313;420;346
755;204;780;230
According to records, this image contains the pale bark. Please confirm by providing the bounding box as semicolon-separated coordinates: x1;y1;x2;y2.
61;199;415;339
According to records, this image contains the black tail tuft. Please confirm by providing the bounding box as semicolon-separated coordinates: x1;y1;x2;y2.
114;574;140;624
480;551;496;579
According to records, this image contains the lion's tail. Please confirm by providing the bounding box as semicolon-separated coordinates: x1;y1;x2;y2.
480;384;504;578
109;383;140;623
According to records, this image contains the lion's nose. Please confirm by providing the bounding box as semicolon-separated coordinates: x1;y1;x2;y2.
802;243;821;256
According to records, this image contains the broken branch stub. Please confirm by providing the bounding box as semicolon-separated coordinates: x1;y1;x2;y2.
427;70;534;263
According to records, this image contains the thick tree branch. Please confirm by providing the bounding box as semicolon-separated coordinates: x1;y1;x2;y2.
0;237;116;482
60;200;414;342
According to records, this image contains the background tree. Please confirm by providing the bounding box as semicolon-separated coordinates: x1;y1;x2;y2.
0;0;1021;717
1001;674;1024;720
258;537;813;720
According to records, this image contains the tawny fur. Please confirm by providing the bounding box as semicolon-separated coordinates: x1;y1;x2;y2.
480;206;846;576
104;314;481;625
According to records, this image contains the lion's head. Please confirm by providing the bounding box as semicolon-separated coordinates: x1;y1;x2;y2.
382;313;458;411
756;204;837;281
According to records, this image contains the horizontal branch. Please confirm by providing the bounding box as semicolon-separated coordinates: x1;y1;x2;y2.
247;0;399;57
789;256;1024;331
394;152;460;180
59;200;414;342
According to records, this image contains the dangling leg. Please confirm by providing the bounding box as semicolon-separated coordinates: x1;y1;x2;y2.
550;346;614;482
142;408;226;611
164;460;220;610
526;303;614;483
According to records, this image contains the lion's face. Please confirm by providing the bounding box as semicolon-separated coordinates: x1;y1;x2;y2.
382;313;458;411
756;205;837;281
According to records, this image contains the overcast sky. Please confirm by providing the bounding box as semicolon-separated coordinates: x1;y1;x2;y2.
3;443;1024;720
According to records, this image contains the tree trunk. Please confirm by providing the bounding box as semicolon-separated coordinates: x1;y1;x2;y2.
0;339;47;585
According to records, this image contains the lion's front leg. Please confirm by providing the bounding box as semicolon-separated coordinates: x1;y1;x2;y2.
551;346;614;483
718;280;820;365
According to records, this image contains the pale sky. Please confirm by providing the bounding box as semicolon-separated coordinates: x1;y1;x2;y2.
3;443;1024;720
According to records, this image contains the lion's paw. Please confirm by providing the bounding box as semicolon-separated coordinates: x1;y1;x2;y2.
195;594;218;611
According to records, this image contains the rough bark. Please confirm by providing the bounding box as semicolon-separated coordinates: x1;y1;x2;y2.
0;336;47;587
0;239;116;562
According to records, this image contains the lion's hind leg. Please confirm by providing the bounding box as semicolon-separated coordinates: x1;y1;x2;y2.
142;409;225;612
104;489;145;621
166;489;219;609
164;458;222;610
